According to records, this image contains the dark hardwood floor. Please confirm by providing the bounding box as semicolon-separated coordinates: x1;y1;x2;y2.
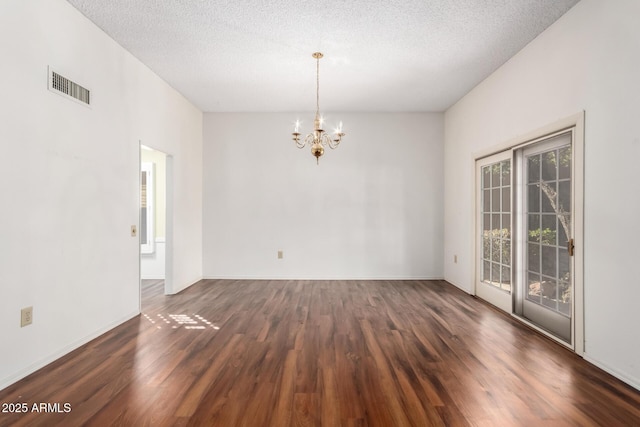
1;279;639;426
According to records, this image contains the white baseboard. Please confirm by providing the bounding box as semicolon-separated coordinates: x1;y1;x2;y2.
442;279;473;294
168;276;204;295
583;354;640;392
201;276;445;281
0;311;139;392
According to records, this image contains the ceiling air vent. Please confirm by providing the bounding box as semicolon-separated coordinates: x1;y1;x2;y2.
48;67;91;106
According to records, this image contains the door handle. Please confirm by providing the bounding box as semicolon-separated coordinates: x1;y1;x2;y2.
567;238;575;256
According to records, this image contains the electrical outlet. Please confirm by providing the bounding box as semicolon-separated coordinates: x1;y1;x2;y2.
21;306;33;327
277;250;283;259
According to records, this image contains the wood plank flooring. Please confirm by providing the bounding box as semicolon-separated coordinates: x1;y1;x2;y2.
1;279;639;426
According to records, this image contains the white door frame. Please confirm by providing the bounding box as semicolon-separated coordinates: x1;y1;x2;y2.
472;112;584;355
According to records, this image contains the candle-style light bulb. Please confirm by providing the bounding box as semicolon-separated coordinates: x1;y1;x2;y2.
294;120;300;133
338;121;343;133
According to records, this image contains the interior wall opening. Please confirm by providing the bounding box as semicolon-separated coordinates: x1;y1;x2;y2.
140;144;170;306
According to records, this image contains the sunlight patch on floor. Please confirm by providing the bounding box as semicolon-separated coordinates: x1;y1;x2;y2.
142;312;220;330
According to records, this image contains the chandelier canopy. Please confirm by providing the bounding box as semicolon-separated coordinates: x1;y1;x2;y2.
292;52;345;165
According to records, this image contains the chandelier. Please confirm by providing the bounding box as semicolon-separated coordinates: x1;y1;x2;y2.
292;52;345;165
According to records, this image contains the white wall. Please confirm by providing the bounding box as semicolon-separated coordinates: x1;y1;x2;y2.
0;0;202;389
444;0;640;389
203;113;444;279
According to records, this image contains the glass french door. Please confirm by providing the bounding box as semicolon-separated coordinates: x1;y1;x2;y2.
476;129;577;346
475;151;512;313
514;132;573;343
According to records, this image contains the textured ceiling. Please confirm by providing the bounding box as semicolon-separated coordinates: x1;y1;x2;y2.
65;0;579;112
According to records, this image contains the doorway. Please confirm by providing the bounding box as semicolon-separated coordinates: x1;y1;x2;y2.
474;115;584;353
140;144;173;305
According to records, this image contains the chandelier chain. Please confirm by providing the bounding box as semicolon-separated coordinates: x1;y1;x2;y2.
316;55;320;116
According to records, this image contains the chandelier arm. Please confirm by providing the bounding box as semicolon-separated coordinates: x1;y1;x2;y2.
319;133;331;147
303;133;315;147
319;131;343;149
295;133;312;149
327;133;342;149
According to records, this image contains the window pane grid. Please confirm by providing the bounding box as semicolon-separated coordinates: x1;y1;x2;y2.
525;146;571;317
481;160;511;292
